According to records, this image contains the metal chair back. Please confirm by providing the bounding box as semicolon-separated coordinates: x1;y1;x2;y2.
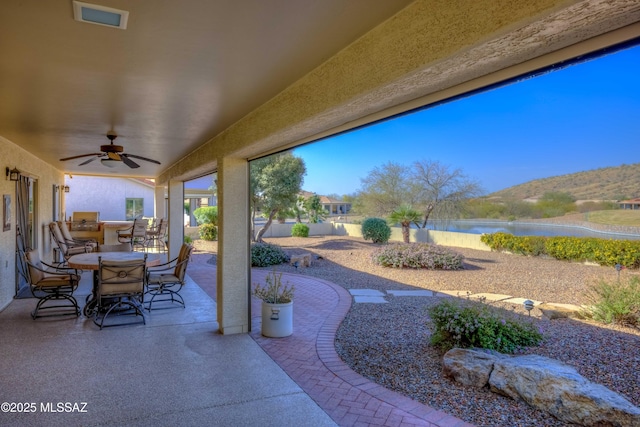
93;254;147;329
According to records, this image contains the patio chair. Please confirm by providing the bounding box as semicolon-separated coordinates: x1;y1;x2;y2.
57;220;98;251
116;218;149;251
97;243;132;252
145;243;193;310
49;222;92;265
93;255;147;329
25;250;80;319
144;217;167;253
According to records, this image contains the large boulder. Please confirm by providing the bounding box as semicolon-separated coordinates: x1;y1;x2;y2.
442;348;500;388
489;355;640;426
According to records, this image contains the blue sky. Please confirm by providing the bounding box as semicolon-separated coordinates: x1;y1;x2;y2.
293;43;640;196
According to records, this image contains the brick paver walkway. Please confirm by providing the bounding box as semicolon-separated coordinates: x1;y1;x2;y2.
187;253;473;427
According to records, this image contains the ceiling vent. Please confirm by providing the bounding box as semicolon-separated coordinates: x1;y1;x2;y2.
72;1;129;29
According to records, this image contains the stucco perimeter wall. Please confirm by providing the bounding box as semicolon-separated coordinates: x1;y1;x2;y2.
261;221;490;251
0;136;65;311
257;222;334;238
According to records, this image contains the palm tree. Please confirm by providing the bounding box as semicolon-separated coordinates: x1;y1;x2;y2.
388;205;421;243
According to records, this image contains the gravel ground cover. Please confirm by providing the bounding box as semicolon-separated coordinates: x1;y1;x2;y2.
200;236;640;426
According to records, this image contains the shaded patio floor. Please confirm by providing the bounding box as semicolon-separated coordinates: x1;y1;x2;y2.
0;252;470;426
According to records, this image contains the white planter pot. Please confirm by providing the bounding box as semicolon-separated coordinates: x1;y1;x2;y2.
261;301;293;337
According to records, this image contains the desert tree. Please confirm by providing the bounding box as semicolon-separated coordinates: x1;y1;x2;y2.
411;160;482;228
356;162;415;217
250;153;306;242
304;194;327;224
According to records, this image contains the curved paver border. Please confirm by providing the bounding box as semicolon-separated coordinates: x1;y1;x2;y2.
249;270;473;427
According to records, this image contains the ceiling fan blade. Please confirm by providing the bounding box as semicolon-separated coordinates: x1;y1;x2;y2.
123;153;161;165
78;155;103;166
120;154;140;168
59;153;102;161
107;152;121;161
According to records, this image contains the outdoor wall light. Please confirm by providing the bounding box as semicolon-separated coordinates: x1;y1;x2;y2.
6;167;20;181
64;185;70;193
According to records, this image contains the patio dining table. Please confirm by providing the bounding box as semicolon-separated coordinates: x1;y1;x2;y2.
67;251;163;317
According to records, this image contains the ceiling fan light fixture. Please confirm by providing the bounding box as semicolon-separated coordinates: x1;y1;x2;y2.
101;158;120;168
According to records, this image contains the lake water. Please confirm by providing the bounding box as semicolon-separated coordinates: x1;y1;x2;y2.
429;220;640;240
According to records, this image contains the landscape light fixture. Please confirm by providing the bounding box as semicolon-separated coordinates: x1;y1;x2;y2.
6;167;20;181
64;185;70;193
523;299;534;316
615;263;625;282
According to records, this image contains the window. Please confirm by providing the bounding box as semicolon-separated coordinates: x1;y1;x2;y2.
125;198;144;220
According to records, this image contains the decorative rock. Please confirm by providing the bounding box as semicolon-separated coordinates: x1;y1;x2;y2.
537;302;585;319
290;252;312;267
442;348;501;388
489;355;640;426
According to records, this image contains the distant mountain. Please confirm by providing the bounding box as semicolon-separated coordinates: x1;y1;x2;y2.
488;163;640;201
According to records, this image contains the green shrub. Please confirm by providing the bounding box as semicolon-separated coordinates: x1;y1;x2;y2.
361;217;391;244
480;232;545;256
291;223;309;238
481;232;640;268
251;242;289;267
193;206;218;226
372;243;464;270
545;237;640;268
184;235;193;244
428;299;543;354
585;276;640;328
199;223;217;241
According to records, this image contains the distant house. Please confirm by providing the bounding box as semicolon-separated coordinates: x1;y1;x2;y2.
64;175;217;225
299;191;351;217
64;176;156;221
619;198;640;210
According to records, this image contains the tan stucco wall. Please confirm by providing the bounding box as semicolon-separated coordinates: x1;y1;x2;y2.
262;221;490;251
0;136;65;310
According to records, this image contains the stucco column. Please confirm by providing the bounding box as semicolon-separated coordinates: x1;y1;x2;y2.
167;179;184;260
154;185;166;220
216;156;250;334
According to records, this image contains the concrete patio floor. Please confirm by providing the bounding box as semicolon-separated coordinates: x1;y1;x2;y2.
0;253;471;427
0;266;334;427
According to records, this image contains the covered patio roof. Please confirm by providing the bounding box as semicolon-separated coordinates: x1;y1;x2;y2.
1;0;638;183
2;0;640;333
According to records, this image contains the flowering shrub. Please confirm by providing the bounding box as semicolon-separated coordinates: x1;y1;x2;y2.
585;276;639;328
371;243;464;270
428;299;543;354
545;236;640;268
291;223;309;238
361;217;391;244
480;232;546;256
481;232;640;268
251;242;289;267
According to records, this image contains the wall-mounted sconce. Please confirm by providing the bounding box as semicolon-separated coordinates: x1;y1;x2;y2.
5;167;20;181
64;185;70;193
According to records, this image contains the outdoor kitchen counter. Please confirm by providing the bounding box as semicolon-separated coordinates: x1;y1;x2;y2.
102;221;133;245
